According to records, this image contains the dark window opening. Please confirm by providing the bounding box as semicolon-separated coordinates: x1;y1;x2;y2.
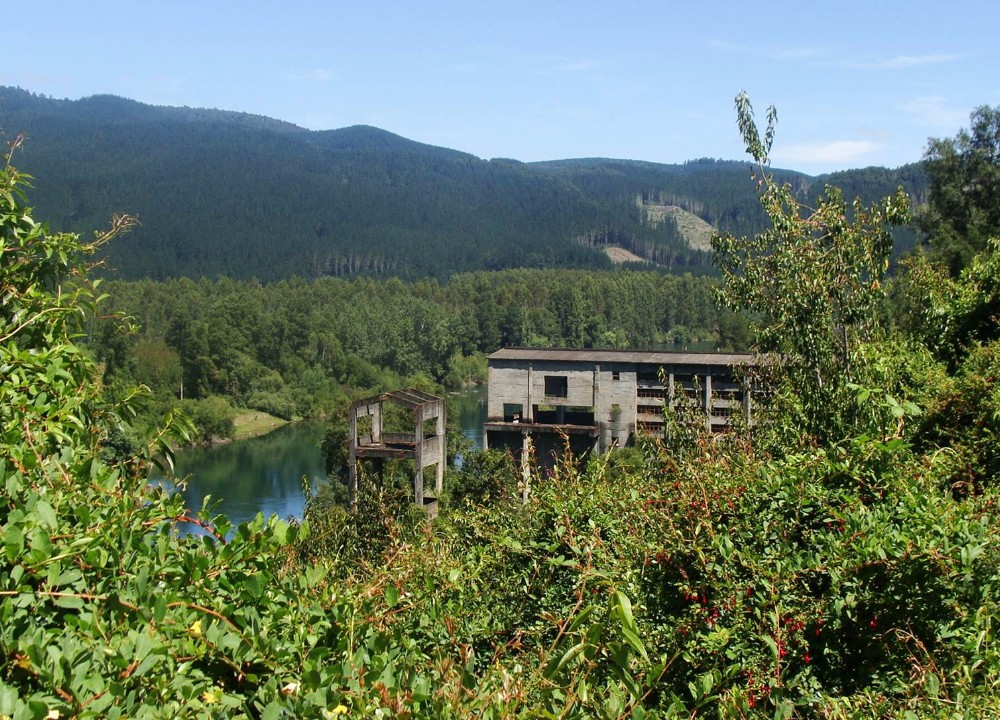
544;375;568;398
533;404;594;426
612;370;620;381
503;403;524;422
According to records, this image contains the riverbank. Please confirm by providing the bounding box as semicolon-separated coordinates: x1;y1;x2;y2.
232;410;290;441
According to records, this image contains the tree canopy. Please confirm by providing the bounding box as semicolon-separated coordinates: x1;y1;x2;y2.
918;104;1000;274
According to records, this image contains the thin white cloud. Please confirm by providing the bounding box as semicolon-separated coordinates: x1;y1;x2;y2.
899;96;968;129
288;68;332;82
854;127;890;142
845;53;965;70
707;39;824;62
527;55;600;75
773;140;879;164
770;47;825;61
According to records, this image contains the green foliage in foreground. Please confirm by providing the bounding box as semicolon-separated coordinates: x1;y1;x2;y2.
5;110;1000;718
714;92;910;446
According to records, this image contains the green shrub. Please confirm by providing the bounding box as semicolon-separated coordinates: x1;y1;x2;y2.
181;395;236;443
246;389;297;421
445;449;518;507
915;340;1000;494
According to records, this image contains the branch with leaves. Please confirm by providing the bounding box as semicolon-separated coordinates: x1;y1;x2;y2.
713;93;910;443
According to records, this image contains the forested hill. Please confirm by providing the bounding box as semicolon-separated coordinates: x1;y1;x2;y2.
1;86;925;281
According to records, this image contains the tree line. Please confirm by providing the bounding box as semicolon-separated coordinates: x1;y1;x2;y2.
88;268;742;440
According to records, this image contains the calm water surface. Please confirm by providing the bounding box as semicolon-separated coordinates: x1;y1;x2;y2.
451;384;486;451
156;387;487;527
157;352;719;527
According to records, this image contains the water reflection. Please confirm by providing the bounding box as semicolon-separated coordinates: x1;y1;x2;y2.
450;384;487;450
152;420;328;528
152;388;489;528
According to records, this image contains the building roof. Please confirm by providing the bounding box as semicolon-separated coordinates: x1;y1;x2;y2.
350;387;443;411
488;347;756;366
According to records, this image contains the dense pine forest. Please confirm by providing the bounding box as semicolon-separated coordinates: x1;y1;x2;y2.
2;86;923;281
88;269;734;442
3;92;1000;718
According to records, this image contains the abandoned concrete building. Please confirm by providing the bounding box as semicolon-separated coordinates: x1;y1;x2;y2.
348;388;446;515
484;348;756;466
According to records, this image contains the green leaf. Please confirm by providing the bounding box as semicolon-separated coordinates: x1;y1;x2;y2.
385;584;399;607
29;530;53;562
54;593;85;610
153;594;167;624
619;626;648;662
272;520;290;545
613;589;635;630
552;642;589;677
260;701;284;720
33;499;57;529
699;671;714;697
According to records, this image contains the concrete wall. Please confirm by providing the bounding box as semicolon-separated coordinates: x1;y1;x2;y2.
488;354;752;454
489;359;641;451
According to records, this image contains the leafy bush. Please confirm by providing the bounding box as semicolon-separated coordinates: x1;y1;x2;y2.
915;340;1000;494
444;448;518;507
181;395;236;443
713;93;909;446
5;109;1000;719
896;239;1000;369
246;389;297;421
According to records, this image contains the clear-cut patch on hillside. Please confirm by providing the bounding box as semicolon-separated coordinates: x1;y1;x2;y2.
604;246;647;263
641;203;716;252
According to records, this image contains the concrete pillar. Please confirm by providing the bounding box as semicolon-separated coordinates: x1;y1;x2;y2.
413;406;423;507
521;432;531;502
435;402;445;495
372;402;382;443
527;363;534;422
704;373;713;431
348;404;358;505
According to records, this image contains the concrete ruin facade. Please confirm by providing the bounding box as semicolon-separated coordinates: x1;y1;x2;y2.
348;388;446;515
484;348;755;473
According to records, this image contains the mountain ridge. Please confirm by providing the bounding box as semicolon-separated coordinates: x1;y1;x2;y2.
0;86;926;280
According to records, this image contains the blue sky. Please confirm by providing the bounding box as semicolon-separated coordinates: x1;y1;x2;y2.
9;1;998;174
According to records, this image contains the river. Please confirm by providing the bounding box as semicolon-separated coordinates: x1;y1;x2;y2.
156;344;718;527
154;385;487;528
